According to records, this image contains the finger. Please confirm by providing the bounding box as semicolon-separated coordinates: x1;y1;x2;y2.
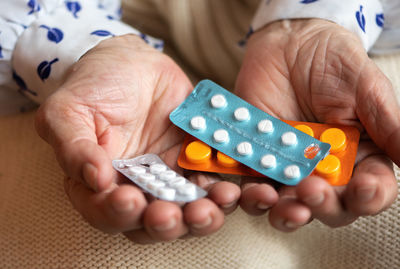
296;176;357;227
125;198;226;242
356;61;400;166
64;178;148;233
239;177;279;215
186;172;222;190
186;172;241;214
143;200;188;241
344;154;398;216
63;138;116;192
207;181;241;214
268;196;312;232
123;228;159;245
183;198;225;236
36;95;116;192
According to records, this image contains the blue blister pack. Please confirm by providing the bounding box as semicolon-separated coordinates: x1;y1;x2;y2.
169;80;331;185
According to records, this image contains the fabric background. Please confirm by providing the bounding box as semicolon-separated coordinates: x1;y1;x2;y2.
121;0;259;88
1;0;400;268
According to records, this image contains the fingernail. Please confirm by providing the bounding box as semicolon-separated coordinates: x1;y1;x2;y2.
191;216;212;229
221;201;236;209
112;199;135;214
257;202;271;210
242;183;258;192
356;186;376;202
83;163;98;191
284;221;298;229
303;193;324;207
153;218;177;232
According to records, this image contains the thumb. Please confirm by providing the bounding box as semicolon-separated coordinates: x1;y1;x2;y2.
356;60;400;166
35;93;116;192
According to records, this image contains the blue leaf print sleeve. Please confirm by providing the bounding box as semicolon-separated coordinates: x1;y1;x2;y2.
376;14;384;28
37;58;59;81
27;0;41;15
65;1;82;19
39;25;64;44
251;0;384;51
139;33;150;43
237;27;254;47
2;0;164;110
300;0;318;4
356;6;366;33
90;30;114;37
13;71;37;96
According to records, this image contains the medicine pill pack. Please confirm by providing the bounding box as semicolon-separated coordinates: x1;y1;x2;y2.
283;120;359;185
169;80;332;185
177;135;262;177
112;154;207;202
178;119;360;186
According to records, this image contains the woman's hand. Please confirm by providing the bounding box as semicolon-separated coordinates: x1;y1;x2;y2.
235;19;399;231
35;35;240;243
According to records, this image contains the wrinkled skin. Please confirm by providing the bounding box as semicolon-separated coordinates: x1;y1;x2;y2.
236;19;399;231
35;17;400;240
35;35;240;244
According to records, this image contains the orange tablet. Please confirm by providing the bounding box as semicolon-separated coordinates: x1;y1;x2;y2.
178;121;360;186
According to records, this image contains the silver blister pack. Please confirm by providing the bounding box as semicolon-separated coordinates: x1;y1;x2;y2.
112;154;207;202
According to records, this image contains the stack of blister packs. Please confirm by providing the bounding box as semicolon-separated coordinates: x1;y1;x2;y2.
113;80;360;202
170;80;360;186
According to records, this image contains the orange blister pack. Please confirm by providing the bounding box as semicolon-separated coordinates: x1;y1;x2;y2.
177;121;360;186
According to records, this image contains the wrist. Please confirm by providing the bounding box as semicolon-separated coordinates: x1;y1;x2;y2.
244;18;367;77
248;18;362;53
81;34;154;59
254;18;357;42
251;0;384;51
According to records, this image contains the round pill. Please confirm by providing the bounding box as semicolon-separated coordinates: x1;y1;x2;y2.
237;142;253;156
315;154;341;178
284;165;300;179
127;166;146;176
190;116;206;130
234;107;250;121
147;180;166;191
320;128;347;153
159;170;176;181
185;141;212;164
281;132;297;146
177;183;197;197
117;163;126;169
138;173;156;183
295;124;314;137
157;187;176;200
149;163;167;175
260;154;276;169
169;177;186;188
217;151;239;167
211;94;227;108
258;119;274;133
213;129;229;143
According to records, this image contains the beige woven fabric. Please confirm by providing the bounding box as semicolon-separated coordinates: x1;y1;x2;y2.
121;0;259;88
1;1;400;267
